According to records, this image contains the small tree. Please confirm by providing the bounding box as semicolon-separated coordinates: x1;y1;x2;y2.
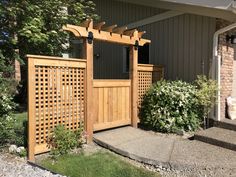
0;0;99;104
0;0;98;145
195;75;218;129
0;0;98;59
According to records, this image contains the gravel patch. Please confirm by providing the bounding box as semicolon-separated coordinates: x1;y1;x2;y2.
1;142;235;177
0;153;64;177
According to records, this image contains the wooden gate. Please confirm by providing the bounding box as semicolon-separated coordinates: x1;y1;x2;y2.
93;80;131;131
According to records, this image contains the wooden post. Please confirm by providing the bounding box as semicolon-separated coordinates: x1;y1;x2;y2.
84;21;94;143
130;31;139;128
28;58;36;162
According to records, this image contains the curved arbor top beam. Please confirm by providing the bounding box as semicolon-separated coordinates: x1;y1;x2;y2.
62;20;151;46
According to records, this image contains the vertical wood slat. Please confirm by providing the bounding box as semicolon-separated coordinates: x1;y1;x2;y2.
130;41;138;128
42;67;46;144
28;58;36;162
71;68;74;130
51;67;55;131
77;68;80;130
103;88;108;124
113;87;117;121
85;20;94;143
93;80;131;131
99;88;104;124
37;66;41;145
117;88;122;122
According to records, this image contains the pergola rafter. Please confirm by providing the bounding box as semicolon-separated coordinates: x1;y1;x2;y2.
62;19;150;46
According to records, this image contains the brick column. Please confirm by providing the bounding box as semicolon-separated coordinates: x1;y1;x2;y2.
217;19;235;119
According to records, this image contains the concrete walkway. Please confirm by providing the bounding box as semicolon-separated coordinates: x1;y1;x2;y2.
94;127;236;175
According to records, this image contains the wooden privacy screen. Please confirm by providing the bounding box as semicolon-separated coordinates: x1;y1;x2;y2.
27;55;86;159
93;80;131;131
138;64;164;107
27;20;158;161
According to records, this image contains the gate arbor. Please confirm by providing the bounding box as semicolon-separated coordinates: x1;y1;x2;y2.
28;19;163;161
62;19;151;136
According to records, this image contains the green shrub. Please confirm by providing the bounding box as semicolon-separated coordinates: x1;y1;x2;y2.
18;148;27;157
0;50;18;146
0;114;16;146
0;81;17;146
139;80;200;133
47;125;84;158
195;75;218;128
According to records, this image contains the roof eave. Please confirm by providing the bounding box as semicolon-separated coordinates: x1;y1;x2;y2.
115;0;236;22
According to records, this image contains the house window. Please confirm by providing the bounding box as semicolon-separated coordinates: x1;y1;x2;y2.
123;44;150;73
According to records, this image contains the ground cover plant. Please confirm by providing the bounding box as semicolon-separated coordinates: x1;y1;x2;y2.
47;125;84;158
39;151;161;177
139;76;217;133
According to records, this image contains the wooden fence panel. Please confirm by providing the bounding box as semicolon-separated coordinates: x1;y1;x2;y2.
93;80;131;131
138;64;164;107
27;55;86;159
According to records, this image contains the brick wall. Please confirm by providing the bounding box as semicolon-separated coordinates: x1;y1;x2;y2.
217;19;235;118
232;61;236;97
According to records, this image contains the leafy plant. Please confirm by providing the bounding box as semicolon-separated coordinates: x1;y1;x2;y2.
194;75;218;128
12;115;28;147
0;50;18;146
139;80;200;133
18;148;27;157
0;0;99;105
0;115;16;146
47;125;84;158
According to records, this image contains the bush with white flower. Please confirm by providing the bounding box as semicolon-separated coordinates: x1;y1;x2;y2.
139;80;200;133
0;51;17;146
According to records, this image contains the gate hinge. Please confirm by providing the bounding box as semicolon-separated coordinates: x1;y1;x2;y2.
87;31;94;44
134;40;139;50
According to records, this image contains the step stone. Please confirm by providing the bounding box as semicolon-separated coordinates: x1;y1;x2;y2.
214;118;236;131
194;127;236;151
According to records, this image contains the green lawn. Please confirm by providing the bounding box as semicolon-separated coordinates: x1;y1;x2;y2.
14;112;27;126
39;152;161;177
13;112;28;146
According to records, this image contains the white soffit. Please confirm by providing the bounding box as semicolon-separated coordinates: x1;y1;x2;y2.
159;0;234;10
115;0;236;22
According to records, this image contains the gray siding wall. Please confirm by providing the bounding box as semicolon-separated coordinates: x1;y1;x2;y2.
92;0;216;81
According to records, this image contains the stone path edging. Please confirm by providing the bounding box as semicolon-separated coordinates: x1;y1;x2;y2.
93;126;236;176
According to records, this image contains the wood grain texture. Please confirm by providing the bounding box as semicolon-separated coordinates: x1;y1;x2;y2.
93;80;131;131
130;44;138;128
27;56;86;160
84;21;94;143
28;58;36;162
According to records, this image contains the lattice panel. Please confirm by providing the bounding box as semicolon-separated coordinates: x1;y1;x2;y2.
153;70;162;83
34;65;85;146
138;71;153;107
138;65;164;107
